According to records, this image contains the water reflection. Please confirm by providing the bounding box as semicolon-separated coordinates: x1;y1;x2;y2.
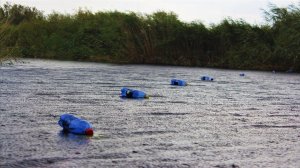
57;131;91;147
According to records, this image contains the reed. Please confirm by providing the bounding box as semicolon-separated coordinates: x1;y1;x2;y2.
0;2;299;71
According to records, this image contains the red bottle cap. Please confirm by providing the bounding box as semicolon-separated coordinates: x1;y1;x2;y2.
85;128;94;136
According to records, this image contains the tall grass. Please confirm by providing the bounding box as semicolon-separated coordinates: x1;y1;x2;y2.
1;2;299;71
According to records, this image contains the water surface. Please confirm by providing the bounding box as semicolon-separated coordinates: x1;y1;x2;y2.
1;59;299;167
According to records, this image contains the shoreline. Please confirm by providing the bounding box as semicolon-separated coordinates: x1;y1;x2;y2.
2;57;299;74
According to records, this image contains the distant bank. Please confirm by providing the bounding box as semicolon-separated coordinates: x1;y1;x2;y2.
0;3;299;72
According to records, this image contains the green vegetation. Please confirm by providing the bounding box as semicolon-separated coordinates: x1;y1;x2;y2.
1;3;299;71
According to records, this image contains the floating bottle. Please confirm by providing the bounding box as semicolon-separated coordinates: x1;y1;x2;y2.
239;73;245;76
171;79;187;86
58;114;93;136
121;87;148;99
201;76;214;81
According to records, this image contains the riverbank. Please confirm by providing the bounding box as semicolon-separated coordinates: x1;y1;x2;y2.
1;3;300;72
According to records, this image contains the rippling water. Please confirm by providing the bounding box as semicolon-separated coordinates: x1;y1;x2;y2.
0;59;299;167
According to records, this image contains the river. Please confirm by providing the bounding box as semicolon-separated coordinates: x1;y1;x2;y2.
0;59;299;167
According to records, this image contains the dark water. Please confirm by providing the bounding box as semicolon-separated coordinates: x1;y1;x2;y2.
0;59;299;168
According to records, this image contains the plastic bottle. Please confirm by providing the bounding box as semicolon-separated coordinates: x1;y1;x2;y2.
240;73;245;76
58;114;93;136
201;76;214;81
121;87;148;99
171;79;187;86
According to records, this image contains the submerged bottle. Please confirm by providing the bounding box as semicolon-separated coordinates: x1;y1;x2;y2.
58;114;93;136
201;76;214;81
171;79;187;86
121;87;148;99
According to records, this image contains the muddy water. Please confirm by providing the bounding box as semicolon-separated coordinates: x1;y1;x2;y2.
0;59;299;168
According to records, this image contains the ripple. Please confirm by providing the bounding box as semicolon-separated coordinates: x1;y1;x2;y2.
82;153;128;160
245;108;259;110
63;98;106;104
132;130;177;135
35;92;58;96
251;125;300;128
268;114;299;117
100;85;140;88
1;157;68;168
168;101;187;104
148;94;167;98
1;153;129;168
257;96;279;101
147;112;188;116
217;81;230;84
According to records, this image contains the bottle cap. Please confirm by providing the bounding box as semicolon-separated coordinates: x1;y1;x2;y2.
85;128;94;136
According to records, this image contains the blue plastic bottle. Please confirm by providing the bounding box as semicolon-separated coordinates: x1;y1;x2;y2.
171;79;187;86
121;88;148;99
58;114;93;136
201;76;214;81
